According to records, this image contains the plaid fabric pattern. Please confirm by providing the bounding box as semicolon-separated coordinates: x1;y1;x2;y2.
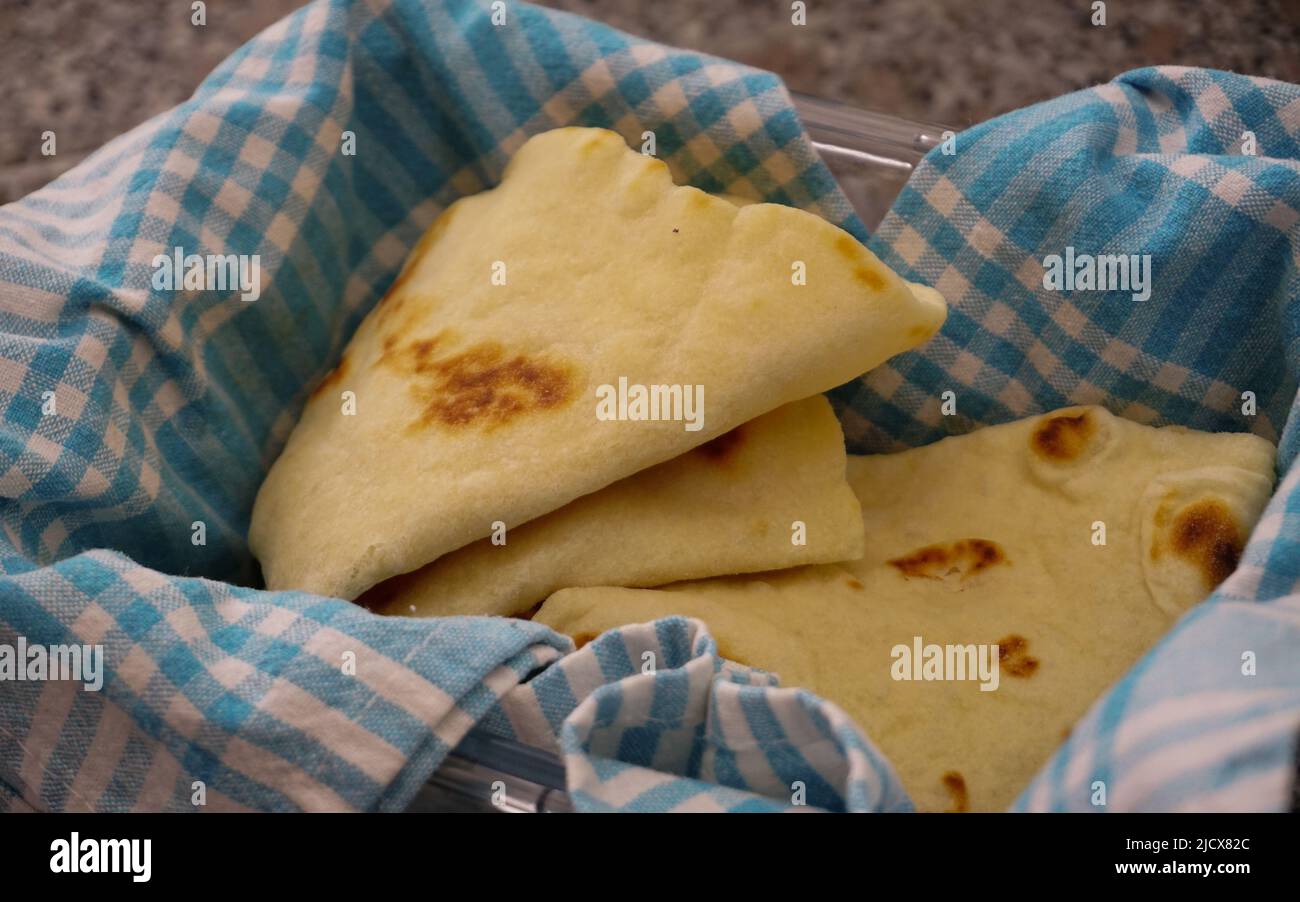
855;66;1300;811
480;617;910;812
1;0;1298;813
0;0;870;813
851;67;1299;460
0;549;566;811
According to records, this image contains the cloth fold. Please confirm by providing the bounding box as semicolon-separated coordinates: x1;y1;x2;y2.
1;548;567;811
2;0;1299;813
482;617;911;812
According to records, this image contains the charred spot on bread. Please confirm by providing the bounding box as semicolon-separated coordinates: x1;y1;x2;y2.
831;234;888;290
995;634;1039;678
1150;497;1243;590
377;330;576;430
941;771;969;813
888;539;1007;581
1031;410;1095;461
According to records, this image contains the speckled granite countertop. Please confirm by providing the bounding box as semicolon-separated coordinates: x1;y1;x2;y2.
2;0;1298;202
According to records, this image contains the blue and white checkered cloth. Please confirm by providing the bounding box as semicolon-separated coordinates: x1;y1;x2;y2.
863;66;1300;812
1;0;1297;812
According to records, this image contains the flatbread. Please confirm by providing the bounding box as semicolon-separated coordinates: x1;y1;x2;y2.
361;395;863;618
535;406;1276;811
249;127;946;599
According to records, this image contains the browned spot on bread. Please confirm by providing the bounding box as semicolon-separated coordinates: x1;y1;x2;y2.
309;357;349;401
855;266;887;291
888;539;1007;581
908;323;935;340
409;336;443;366
372;293;436;357
1153;500;1171;530
572;631;598;649
1031;410;1095;461
715;640;750;668
420;344;574;428
374;329;443;371
379;330;576;430
696;425;746;463
375;275;417;322
578;132;615;156
996;634;1039;678
833;234;889;288
1161;498;1243;590
834;234;860;261
373;286;410;327
941;771;969;813
845;578;864;590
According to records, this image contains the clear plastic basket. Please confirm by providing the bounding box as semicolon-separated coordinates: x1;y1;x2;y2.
793;93;949;231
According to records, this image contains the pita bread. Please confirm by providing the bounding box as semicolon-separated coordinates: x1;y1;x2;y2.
535;406;1275;811
361;395;863;618
249;127;946;599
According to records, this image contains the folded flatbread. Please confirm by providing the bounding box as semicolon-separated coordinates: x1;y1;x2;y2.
361;395;863;618
535;406;1276;811
249;127;946;599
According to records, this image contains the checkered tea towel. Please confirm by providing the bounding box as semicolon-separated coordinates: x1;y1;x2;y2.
858;66;1300;811
0;0;898;813
1;0;1297;812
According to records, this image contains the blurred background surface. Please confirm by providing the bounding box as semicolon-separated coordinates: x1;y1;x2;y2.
2;0;1298;202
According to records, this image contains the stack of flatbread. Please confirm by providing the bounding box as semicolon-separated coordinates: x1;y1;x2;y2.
250;126;945;600
249;127;1276;811
534;407;1275;810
